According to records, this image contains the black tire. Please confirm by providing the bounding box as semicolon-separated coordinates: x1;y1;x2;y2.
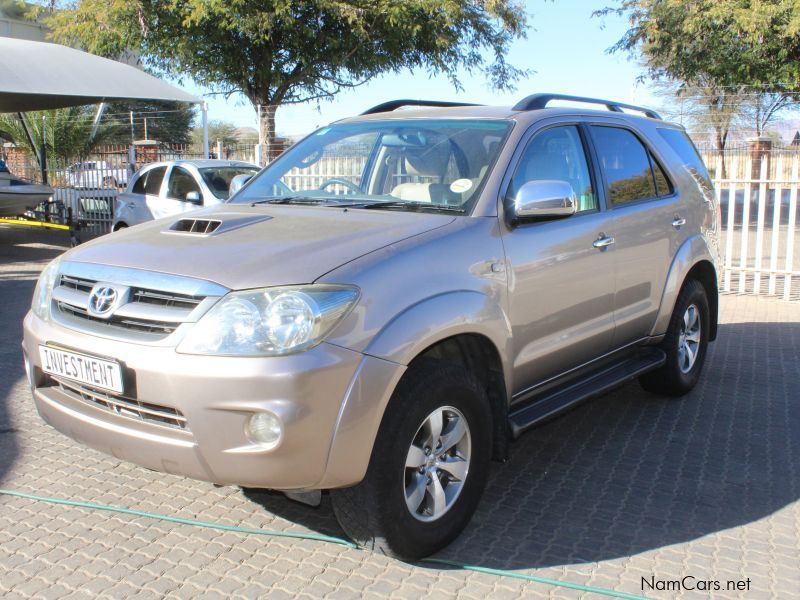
331;361;492;560
639;279;710;396
113;223;128;231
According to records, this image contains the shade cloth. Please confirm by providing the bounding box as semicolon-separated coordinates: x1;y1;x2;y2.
0;38;201;112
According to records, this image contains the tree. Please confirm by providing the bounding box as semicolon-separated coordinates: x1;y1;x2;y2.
598;1;800;173
44;0;528;159
597;1;800;91
740;91;796;137
106;100;195;144
0;106;114;160
652;78;745;177
191;120;238;153
0;101;194;162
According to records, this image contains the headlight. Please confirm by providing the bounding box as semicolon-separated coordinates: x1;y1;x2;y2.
177;285;359;356
31;258;61;321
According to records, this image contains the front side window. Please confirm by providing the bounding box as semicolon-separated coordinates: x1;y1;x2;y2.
200;167;260;199
591;126;663;205
167;167;201;201
509;125;597;213
231;119;512;214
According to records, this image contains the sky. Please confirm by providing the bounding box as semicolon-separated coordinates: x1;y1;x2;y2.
184;1;656;136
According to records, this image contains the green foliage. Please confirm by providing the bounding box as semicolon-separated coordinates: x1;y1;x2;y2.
0;106;108;160
44;0;528;153
599;1;800;90
0;0;30;19
0;101;193;159
105;100;195;144
191;120;239;149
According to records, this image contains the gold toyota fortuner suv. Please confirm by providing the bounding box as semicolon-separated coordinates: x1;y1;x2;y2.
23;94;720;559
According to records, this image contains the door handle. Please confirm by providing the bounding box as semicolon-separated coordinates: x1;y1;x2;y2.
672;216;687;229
593;235;615;249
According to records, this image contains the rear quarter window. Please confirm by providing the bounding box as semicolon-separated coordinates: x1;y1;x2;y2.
131;173;146;194
658;128;712;188
143;167;167;196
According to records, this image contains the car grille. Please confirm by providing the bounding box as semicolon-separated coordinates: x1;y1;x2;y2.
52;376;189;431
50;263;226;342
56;274;202;335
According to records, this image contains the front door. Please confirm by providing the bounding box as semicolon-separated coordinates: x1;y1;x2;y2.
154;166;203;220
501;124;617;396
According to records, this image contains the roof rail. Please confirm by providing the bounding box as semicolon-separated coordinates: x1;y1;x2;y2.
512;93;662;120
361;99;482;115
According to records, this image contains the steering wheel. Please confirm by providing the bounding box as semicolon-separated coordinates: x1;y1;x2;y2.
319;178;361;194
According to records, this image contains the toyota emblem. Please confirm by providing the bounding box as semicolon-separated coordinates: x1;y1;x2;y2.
88;285;119;317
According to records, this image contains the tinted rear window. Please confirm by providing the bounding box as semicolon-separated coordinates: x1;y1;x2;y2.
658;128;712;187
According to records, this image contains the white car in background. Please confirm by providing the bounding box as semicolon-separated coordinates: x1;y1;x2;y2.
112;159;260;230
65;161;129;189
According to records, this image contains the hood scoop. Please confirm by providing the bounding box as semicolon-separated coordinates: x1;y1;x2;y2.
165;214;272;236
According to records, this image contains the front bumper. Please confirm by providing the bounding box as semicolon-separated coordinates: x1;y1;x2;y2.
22;311;402;490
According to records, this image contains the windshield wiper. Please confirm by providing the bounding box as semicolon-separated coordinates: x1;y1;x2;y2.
250;196;330;207
350;200;463;212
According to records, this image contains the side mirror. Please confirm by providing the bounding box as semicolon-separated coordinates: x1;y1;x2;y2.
228;174;253;196
508;180;577;223
185;191;202;204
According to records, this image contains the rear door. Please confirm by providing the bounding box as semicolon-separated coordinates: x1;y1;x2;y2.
588;124;686;348
501;121;617;394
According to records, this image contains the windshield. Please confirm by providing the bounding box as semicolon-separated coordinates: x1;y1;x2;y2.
200;166;260;199
231;119;511;213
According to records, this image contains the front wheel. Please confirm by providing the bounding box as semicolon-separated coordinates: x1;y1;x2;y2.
331;362;492;560
640;279;710;396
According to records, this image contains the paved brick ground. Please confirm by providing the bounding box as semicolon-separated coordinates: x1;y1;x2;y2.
1;225;798;599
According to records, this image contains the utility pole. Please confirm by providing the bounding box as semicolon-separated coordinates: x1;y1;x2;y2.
130;111;135;142
41;114;48;185
255;104;264;166
201;102;210;159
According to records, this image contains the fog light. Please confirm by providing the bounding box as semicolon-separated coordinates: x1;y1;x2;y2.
247;412;282;446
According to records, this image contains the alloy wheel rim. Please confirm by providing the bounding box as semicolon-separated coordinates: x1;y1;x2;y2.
403;406;471;522
678;303;701;374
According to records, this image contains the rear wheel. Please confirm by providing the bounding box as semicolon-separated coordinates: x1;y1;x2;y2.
640;279;710;396
331;362;492;560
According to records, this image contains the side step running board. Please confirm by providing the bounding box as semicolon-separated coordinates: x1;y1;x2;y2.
508;348;666;439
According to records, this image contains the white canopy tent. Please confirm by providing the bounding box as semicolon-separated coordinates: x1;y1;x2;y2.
0;38;208;156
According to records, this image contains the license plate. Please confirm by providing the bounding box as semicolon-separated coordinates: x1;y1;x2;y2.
39;345;124;394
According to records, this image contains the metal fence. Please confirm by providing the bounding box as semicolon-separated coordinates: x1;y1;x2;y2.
4;143;208;235
4;139;799;301
700;147;800;301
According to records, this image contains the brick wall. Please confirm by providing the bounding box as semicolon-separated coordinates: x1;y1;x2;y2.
1;144;38;181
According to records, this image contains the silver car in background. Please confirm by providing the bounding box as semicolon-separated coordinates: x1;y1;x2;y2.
113;159;259;229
